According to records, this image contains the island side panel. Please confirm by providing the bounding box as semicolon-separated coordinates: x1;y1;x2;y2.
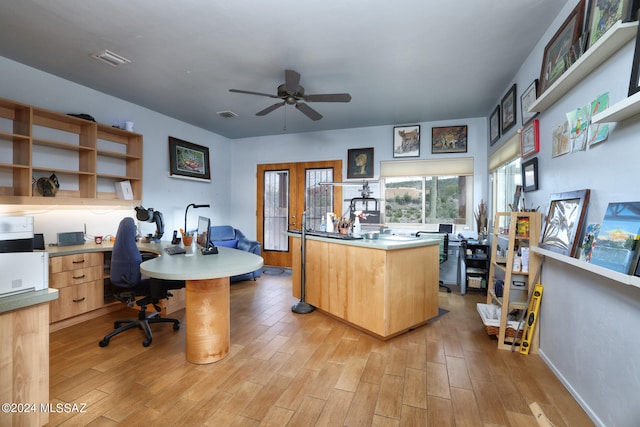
385;244;439;335
339;245;386;336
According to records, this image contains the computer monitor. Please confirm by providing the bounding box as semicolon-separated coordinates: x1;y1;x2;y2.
438;223;453;234
196;216;218;255
196;216;210;248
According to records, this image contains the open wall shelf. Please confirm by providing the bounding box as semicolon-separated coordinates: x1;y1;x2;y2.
531;246;640;288
0;96;142;204
529;20;638;114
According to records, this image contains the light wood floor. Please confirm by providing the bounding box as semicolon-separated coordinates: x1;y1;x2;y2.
48;273;594;426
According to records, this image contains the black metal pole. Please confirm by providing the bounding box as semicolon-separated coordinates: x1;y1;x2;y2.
292;211;315;314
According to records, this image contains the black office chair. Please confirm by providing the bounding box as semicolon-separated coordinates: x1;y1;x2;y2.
416;231;452;293
99;217;184;348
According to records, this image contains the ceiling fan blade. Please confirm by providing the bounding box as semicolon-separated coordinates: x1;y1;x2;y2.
284;69;301;93
256;101;285;116
305;93;352;102
229;88;278;98
296;102;323;121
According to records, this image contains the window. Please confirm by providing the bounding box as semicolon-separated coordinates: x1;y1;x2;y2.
380;157;474;228
490;157;521;220
383;175;471;225
488;133;521;223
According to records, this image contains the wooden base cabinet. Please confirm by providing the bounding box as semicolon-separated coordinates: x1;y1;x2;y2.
292;237;439;338
0;303;50;426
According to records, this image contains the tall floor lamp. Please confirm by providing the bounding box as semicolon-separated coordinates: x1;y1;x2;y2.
291;211;315;314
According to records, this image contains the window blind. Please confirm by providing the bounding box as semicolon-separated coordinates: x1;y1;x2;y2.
488;133;520;171
380;157;474;177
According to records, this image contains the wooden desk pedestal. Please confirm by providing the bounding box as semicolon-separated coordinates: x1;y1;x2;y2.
185;278;230;364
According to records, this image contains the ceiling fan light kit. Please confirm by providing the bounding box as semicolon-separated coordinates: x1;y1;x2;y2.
229;69;351;121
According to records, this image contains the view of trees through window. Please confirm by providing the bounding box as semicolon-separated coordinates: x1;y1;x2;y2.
384;176;467;224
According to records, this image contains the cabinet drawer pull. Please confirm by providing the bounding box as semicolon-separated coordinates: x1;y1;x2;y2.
73;274;86;280
72;297;86;303
72;259;85;264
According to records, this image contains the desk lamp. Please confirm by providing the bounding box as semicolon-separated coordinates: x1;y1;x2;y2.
135;206;164;241
184;203;210;235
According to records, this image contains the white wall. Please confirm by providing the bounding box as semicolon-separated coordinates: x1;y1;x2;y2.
489;1;640;425
230;119;487;238
0;56;233;243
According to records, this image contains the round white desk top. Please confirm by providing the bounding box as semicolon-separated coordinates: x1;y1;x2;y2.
140;245;264;281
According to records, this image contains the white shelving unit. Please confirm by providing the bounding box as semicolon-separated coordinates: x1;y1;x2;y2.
591;89;640;123
529;20;638;114
531;246;640;288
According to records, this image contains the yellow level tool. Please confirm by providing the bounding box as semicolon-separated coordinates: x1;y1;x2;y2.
519;283;544;355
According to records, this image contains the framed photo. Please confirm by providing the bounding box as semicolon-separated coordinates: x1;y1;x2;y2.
590;201;640;274
489;105;500;145
539;1;586;94
521;119;540;158
629;14;640;96
540;189;591;257
347;147;374;179
168;136;211;181
587;0;631;49
501;84;517;134
431;125;468;154
393;125;420;158
520;79;539;126
521;157;538;193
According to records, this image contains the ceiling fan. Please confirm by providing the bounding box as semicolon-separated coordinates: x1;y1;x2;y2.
229;69;351;121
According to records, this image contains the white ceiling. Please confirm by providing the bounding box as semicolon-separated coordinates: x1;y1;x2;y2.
0;0;568;139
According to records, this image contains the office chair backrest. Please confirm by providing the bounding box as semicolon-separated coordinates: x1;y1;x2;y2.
416;231;448;264
111;217;142;288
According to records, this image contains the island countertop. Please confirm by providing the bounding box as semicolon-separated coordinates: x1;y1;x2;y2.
288;231;440;250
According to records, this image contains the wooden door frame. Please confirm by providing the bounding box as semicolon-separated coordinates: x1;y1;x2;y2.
257;160;342;267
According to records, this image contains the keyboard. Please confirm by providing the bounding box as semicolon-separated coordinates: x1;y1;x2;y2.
164;246;186;255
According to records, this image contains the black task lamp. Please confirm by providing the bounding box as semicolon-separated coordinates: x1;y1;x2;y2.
184;203;210;234
135;205;164;241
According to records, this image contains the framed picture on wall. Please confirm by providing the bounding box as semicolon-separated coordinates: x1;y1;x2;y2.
393;125;420;158
501;84;517;134
520;79;539;126
629;13;640;96
540;189;590;257
521;157;538;192
521;119;540;158
168;136;211;181
539;1;586;94
586;0;633;49
347;147;374;179
431;125;468;153
489;105;500;145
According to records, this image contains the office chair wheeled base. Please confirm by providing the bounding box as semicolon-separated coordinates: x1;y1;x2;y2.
99;309;180;348
439;281;452;293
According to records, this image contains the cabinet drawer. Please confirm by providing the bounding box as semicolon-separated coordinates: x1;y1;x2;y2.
50;265;103;288
50;252;103;273
50;280;104;322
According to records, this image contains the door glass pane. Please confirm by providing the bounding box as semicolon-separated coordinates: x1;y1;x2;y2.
263;170;289;251
305;168;333;230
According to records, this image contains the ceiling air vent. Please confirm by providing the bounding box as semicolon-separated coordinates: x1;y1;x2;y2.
217;110;238;118
91;49;131;67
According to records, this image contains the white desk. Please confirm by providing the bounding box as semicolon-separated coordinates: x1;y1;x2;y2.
140;245;263;364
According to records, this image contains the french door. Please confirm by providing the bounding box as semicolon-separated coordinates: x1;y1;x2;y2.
257;160;342;267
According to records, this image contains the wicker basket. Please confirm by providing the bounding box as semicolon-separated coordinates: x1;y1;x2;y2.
477;303;523;339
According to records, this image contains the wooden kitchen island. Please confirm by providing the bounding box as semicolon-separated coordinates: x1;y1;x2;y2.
290;233;440;339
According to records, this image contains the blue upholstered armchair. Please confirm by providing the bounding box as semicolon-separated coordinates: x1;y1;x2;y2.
209;225;262;282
